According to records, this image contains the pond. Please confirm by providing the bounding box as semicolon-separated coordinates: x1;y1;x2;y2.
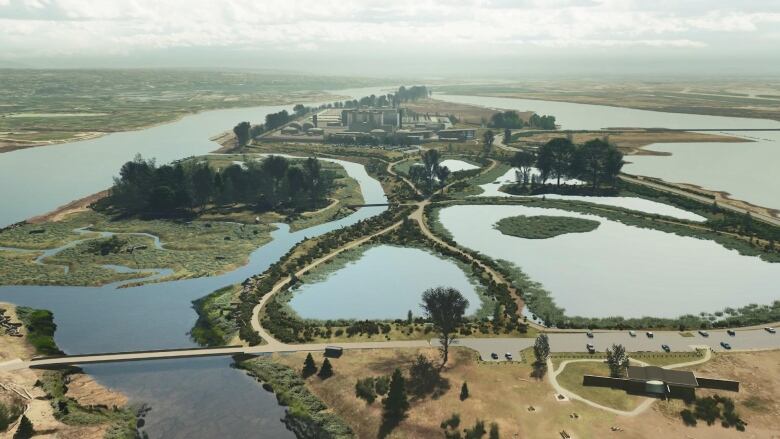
439;159;479;172
475;167;706;222
438;204;780;319
287;245;483;320
436;93;780;210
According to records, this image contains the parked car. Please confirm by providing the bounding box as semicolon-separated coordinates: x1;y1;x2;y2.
646;331;654;338
720;342;732;350
504;352;513;360
586;331;594;338
586;343;595;353
628;330;636;337
765;327;777;334
661;344;671;352
490;352;499;360
726;329;736;336
698;330;710;337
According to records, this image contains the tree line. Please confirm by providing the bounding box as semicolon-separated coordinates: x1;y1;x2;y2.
107;154;334;216
489;110;556;130
511;137;624;189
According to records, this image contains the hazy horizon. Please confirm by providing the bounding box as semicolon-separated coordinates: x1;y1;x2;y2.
2;0;780;77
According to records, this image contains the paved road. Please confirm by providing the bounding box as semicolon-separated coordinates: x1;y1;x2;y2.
454;327;779;361
4;327;776;372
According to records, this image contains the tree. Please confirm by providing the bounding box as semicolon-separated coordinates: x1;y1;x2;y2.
302;353;317;377
318;358;334;379
533;334;550;365
460;382;469;401
190;163;214;210
511;150;536;187
482;130;495;155
421;287;469;368
383;368;409;423
13;415;34;439
435;165;451;188
293;104;307;116
355;377;377;404
503;128;512;145
408;355;444;397
422;148;441;191
574;138;623;190
605;343;629;377
233;121;251;147
537;137;575;186
489;422;500;439
407;310;413;324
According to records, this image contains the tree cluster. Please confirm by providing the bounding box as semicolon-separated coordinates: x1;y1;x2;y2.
489;110;524;129
515;137;624;189
408;149;450;193
107;154;333;217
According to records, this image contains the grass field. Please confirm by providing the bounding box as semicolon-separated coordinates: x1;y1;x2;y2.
555;361;645;411
0;69;381;151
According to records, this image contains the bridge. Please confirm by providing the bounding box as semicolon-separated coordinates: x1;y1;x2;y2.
2;326;778;373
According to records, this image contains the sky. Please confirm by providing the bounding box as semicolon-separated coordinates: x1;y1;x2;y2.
1;0;780;77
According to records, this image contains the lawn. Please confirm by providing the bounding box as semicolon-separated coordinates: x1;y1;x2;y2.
494;214;600;239
555;361;645;411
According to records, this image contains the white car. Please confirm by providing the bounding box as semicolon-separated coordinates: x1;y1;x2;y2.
628;330;636;337
504;352;513;360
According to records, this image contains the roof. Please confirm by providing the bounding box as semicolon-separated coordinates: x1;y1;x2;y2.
627;366;698;387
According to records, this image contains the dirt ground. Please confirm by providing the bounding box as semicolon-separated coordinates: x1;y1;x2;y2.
272;347;780;439
0;303;125;439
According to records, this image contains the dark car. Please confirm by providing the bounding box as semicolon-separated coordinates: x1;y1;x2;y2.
586;343;595;353
586;331;594;338
766;327;777;334
661;344;671;352
490;352;499;360
720;342;732;350
646;331;654;338
727;329;736;336
698;330;710;337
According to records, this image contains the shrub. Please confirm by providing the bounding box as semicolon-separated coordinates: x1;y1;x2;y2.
355;378;377;404
680;409;697;426
440;413;461;430
460;382;469;401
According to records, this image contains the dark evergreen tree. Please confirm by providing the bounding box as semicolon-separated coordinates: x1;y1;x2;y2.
460;382;469;401
318;358;333;379
383;368;409;423
13;415;33;439
302;353;317;377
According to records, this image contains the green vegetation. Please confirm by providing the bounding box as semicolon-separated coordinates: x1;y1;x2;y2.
556;361;644;411
237;358;353;438
494;214;600;239
682;395;746;431
0;69;377;147
0;401;24;432
190;285;241;346
105;154;335;217
15;307;62;356
37;368;139;438
421;287;469;368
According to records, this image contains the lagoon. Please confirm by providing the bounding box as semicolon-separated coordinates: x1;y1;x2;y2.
438;204;780;319
287;245;483;320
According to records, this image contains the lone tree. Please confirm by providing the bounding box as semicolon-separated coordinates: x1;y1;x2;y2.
606;343;629;377
460;382;469;401
511;150;536;187
14;415;34;439
318;358;334;379
302;353;317;377
532;334;551;378
482;130;495;155
383;368;409;424
421;287;469;368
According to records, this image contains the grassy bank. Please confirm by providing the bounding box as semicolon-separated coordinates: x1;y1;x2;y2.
190;285;242;346
15;306;63;356
494;214;600;239
236;357;354;439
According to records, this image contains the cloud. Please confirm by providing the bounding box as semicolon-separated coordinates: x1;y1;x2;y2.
0;0;778;61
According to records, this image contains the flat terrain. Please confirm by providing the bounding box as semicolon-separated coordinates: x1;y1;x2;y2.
438;80;780;121
269;347;779;439
0;69;379;152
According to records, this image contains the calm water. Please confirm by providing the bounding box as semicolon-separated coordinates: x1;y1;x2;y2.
0;157;387;438
437;94;780;210
438;204;780;319
288;245;482;320
476;167;706;222
0;86;389;227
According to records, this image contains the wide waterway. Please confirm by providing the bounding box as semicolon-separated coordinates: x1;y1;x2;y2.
436;94;780;210
0;154;388;438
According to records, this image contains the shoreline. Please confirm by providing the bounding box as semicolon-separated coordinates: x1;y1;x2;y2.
0;92;343;155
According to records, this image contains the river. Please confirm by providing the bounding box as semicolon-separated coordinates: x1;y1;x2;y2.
436;94;780;210
0;87;392;438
